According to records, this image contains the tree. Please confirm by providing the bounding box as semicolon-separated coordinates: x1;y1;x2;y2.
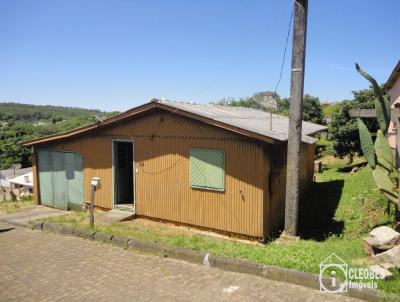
0;103;115;169
216;91;281;111
329;101;360;163
329;87;384;163
263;94;324;124
302;94;325;124
216;92;325;125
276;97;289;115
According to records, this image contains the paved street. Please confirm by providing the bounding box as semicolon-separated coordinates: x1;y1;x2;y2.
0;226;361;302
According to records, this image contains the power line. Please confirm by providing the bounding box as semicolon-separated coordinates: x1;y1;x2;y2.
274;3;294;95
190;13;286;101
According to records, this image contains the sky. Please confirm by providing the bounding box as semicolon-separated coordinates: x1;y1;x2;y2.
0;0;399;112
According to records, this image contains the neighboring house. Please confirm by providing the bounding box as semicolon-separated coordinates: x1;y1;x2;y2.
386;60;400;150
22;99;326;240
0;167;33;201
9;172;34;197
0;167;32;188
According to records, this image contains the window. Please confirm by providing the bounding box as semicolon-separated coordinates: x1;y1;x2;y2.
190;149;225;191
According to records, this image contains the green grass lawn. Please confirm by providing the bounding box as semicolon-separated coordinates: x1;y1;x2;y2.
0;197;35;214
39;162;400;296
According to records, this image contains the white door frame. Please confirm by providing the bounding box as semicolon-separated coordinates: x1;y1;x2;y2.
111;139;135;211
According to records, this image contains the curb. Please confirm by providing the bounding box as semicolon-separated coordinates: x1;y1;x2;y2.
72;228;95;240
93;232;113;242
25;222;400;302
111;236;130;248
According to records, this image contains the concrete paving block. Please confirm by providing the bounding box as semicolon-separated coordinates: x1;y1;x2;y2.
5;226;389;302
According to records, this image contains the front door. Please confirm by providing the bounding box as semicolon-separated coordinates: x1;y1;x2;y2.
113;141;134;208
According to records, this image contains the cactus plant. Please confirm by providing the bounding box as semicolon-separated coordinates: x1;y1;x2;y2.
357;118;376;168
356;64;390;134
356;64;399;207
374;130;394;172
372;166;398;204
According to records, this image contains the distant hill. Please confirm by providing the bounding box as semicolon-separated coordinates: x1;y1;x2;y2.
0;102;118;170
0;102;115;123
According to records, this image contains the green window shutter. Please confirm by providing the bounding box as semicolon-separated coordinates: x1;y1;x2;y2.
190;149;207;188
204;150;224;190
190;149;225;191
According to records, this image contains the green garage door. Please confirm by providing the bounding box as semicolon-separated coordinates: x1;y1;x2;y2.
37;150;84;210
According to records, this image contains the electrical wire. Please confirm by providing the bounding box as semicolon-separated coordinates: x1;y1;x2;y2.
190;12;286;101
273;2;294;95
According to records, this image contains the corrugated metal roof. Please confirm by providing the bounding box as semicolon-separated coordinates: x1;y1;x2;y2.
156;99;327;144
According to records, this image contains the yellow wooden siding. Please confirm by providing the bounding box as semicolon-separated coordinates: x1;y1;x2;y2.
268;142;315;232
31;152;39;205
300;143;315;192
35;110;268;237
135;137;266;236
36;136;113;209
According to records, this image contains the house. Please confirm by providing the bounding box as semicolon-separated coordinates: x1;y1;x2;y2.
0;167;33;201
9;172;34;197
386;60;400;151
22;99;326;239
0;167;32;188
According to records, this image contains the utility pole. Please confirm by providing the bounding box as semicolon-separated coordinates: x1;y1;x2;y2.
284;0;308;236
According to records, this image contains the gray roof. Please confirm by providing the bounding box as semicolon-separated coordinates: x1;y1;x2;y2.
157;100;327;144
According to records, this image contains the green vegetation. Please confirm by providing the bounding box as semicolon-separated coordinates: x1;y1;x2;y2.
328;85;386;163
0;197;35;214
322;102;341;119
301;94;325;124
216;92;325;124
315;137;334;159
0;102;112;122
0;102;117;169
39;162;399;295
355;64;399;223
